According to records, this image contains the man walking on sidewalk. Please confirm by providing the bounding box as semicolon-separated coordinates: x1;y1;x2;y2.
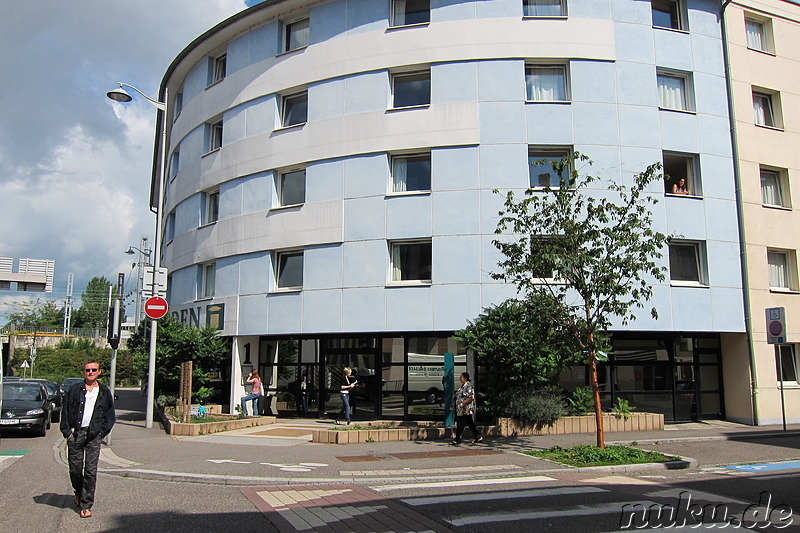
60;359;116;518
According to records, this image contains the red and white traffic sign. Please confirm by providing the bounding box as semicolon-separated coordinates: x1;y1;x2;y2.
144;296;169;320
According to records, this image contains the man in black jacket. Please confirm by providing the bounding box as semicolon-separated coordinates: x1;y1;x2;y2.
60;359;115;518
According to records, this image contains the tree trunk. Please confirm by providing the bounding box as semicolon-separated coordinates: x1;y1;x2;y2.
589;349;605;449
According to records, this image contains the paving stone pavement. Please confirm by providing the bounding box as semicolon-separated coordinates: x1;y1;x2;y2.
241;484;453;533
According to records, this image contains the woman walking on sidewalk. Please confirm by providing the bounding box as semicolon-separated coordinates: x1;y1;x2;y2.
451;372;482;445
335;367;357;425
240;370;263;416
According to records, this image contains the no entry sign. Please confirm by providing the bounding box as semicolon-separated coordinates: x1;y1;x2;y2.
144;296;169;320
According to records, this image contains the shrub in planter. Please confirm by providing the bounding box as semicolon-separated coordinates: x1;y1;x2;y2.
566;387;594;416
499;387;565;427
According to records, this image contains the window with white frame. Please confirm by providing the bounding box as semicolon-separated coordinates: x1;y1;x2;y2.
165;212;175;243
753;90;780;128
669;241;706;284
529;147;571;188
281;91;308;128
651;0;683;30
530;237;558;281
211;54;227;85
745;16;773;53
761;167;790;208
170;151;180;180
203;190;219;225
284;18;309;52
277;168;306;206
663;151;700;196
390;241;432;283
526;64;568;102
776;344;799;383
657;70;693;112
202;262;216;299
392;71;430;108
276;250;304;290
391;0;430;26
207;120;223;152
523;0;566;17
391;153;431;193
768;248;797;290
173;92;183;121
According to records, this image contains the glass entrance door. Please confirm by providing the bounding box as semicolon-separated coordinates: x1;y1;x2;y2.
321;338;380;421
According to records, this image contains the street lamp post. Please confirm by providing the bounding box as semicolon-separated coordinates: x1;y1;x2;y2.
108;82;168;429
125;240;152;327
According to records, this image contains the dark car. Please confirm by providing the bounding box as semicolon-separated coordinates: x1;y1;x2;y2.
25;379;62;422
0;382;52;437
60;377;84;396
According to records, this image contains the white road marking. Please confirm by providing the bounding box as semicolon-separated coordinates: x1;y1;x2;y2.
445;500;660;526
207;459;251;464
371;475;555;492
401;486;608;506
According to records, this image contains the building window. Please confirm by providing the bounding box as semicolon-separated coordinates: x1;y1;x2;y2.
391;153;431;193
390;241;432;283
745;16;772;53
776;345;799;383
284;18;309;52
663;152;700;196
529;147;571;188
173;92;183;121
761;167;789;208
170;151;180;180
276;250;304;290
657;70;693;112
277;168;306;206
207;120;223;152
753;90;781;129
281;91;308;128
165;212;175;243
210;54;227;85
526;65;568;102
651;0;683;30
202;262;216;299
768;249;797;291
392;71;430;108
203;190;219;225
669;241;706;285
523;0;566;17
391;0;430;26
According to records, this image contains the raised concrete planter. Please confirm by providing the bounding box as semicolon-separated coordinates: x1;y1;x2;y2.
311;413;663;444
165;415;277;436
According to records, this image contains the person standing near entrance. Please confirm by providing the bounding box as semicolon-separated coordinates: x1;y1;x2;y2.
335;367;357;425
450;372;482;445
241;370;263;416
60;359;116;518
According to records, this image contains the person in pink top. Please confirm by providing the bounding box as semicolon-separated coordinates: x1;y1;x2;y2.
241;370;263;416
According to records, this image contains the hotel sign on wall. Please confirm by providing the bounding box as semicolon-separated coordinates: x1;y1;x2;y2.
766;307;786;345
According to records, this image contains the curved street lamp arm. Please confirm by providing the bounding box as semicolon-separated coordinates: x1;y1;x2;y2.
116;82;166;111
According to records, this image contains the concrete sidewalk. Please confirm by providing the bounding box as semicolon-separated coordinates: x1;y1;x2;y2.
84;389;800;487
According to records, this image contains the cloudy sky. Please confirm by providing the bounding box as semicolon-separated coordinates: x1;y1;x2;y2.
0;0;261;323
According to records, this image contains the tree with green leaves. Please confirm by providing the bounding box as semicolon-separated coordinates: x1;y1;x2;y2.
492;152;668;448
127;315;229;402
455;294;582;416
6;299;64;332
75;276;113;331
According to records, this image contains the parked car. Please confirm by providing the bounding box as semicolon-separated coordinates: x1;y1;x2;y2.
0;381;52;437
60;377;84;396
25;379;62;422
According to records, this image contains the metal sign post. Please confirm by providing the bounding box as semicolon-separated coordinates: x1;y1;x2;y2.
766;307;788;431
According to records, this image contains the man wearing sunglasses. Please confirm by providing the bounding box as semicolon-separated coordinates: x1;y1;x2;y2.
60;359;116;518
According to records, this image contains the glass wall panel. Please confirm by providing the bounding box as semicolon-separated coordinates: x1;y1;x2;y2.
617;393;674;420
675;393;696;420
698;366;720;390
700;393;722;417
615;365;671;391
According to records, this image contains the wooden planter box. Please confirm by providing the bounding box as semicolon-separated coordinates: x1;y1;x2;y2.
311;413;663;444
165;415;277;436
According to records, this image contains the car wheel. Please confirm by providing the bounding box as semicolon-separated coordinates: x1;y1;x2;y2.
52;411;60;423
46;416;51;430
426;388;439;404
36;421;47;437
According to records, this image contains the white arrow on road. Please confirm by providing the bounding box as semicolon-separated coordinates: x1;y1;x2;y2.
207;459;251;464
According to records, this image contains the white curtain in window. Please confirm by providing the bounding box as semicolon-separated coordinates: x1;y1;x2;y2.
288;19;309;50
527;68;565;101
658;75;685;110
525;0;562;16
392;158;407;192
761;171;782;206
746;20;764;50
753;95;773;126
393;0;407;25
392;245;402;281
204;263;216;298
768;251;788;288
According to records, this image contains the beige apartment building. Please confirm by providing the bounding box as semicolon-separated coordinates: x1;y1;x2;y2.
723;0;800;424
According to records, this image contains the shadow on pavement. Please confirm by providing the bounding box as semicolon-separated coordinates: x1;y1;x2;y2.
103;511;277;532
32;492;73;510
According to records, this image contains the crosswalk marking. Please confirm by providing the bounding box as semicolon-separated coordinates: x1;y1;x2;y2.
581;475;659;485
371;475;555;492
401;486;608;506
445;500;660;526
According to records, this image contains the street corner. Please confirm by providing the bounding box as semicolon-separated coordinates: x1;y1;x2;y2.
241;484;453;533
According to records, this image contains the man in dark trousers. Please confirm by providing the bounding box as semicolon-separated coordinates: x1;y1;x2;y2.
60;359;116;518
